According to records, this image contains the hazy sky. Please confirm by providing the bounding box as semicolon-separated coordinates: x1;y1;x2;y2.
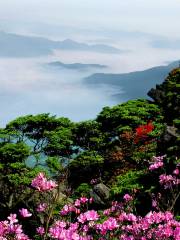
0;0;180;38
0;0;180;126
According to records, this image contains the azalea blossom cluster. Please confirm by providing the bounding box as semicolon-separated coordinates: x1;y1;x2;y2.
1;201;180;240
48;221;91;240
134;121;154;143
42;199;180;240
60;197;93;216
123;193;133;202
35;188;179;239
135;121;154;137
31;172;58;191
148;156;180;213
77;210;99;223
149;155;165;170
96;211;180;239
148;155;180;190
159;174;180;189
0;214;30;240
1;156;179;240
117;211;180;240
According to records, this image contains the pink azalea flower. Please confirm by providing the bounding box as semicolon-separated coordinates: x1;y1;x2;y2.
74;199;81;207
123;194;133;202
7;214;18;224
36;226;45;236
36;203;47;212
19;208;32;218
80;197;88;204
173;168;179;175
31;172;57;191
78;210;99;223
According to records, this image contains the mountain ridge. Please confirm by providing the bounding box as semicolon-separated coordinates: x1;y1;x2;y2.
47;61;107;71
84;60;180;101
0;31;125;57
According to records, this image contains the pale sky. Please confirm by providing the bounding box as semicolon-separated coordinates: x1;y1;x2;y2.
0;0;180;125
0;0;180;38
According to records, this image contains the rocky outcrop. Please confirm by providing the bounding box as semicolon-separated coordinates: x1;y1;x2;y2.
90;183;110;205
148;68;180;124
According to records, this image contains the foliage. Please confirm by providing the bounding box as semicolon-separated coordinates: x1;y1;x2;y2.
46;157;63;175
0;139;45;214
44;127;73;157
111;170;145;196
5;113;74;158
68;151;104;187
74;183;92;198
72;120;105;152
96;99;163;136
0;142;30;163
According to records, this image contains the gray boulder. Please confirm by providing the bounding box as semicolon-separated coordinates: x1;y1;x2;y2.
90;183;110;205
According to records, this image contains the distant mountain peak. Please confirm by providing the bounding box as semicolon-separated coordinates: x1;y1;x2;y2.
62;39;76;43
47;61;107;71
0;31;126;57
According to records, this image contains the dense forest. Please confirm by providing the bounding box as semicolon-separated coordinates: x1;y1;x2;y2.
0;68;179;239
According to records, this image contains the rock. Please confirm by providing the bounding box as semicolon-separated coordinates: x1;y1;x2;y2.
93;183;110;200
90;190;105;205
166;126;179;138
148;87;164;104
162;126;179;143
158;125;179;155
90;183;110;205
